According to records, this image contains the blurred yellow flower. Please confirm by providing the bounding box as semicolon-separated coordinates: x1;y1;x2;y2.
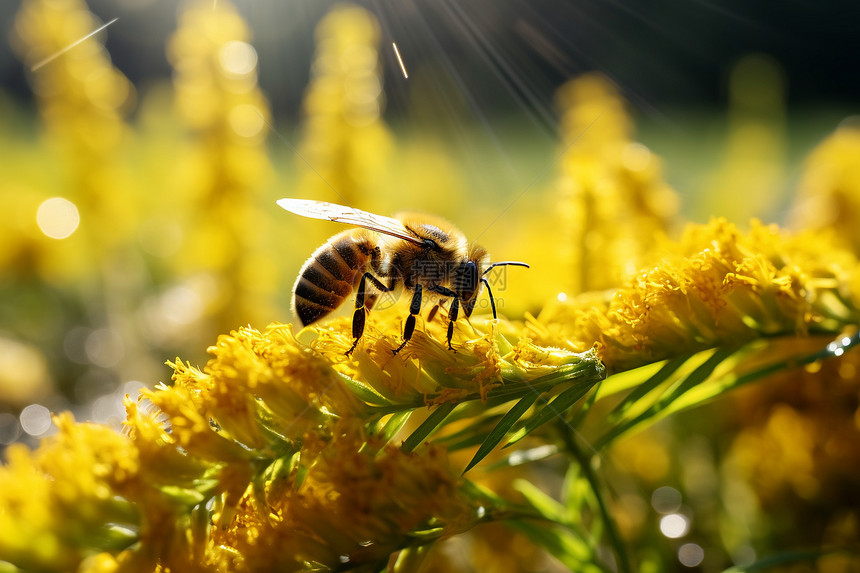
698;54;786;222
166;0;275;331
10;0;136;278
297;3;393;209
0;413;139;572
789;122;860;252
552;73;679;295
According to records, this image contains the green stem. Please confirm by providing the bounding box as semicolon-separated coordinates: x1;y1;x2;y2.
558;423;631;573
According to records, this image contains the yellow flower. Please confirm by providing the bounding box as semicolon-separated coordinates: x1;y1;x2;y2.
10;0;137;274
0;413;139;572
535;218;860;372
166;0;275;330
297;3;393;208
308;312;602;405
552;73;679;295
789;122;860;253
211;419;473;572
697;54;786;222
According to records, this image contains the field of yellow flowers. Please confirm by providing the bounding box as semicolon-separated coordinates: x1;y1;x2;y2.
1;0;859;572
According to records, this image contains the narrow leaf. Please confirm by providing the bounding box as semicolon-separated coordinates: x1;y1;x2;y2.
513;478;567;522
604;355;689;421
507;519;592;568
462;392;541;474
400;402;456;453
594;346;736;449
377;410;412;443
336;372;393;406
505;380;597;447
435;413;504;447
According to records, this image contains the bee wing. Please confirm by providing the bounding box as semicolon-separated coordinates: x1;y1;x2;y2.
277;198;423;244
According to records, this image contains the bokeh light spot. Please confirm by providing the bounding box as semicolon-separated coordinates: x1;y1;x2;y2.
219;41;257;77
660;513;690;538
20;404;53;437
0;413;22;445
651;486;682;513
621;142;652;171
36;197;80;239
678;543;705;567
85;328;124;368
229;104;265;138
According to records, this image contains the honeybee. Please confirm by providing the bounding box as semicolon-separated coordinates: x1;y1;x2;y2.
278;198;528;355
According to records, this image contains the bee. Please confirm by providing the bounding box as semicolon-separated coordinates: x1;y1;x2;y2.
278;198;528;355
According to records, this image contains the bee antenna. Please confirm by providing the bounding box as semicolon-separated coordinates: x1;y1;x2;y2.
482;277;498;319
482;261;530;276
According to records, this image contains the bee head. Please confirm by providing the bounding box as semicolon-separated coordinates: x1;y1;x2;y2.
457;245;490;317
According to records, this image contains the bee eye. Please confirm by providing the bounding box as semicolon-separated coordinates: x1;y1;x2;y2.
456;261;479;300
423;238;439;250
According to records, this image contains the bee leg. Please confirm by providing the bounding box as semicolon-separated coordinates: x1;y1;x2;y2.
346;272;393;356
393;284;422;355
446;296;460;351
428;285;459;351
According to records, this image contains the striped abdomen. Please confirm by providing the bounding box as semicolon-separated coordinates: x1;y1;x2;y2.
292;229;377;327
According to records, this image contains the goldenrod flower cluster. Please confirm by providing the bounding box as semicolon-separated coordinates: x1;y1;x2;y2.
535;218;860;373
0;320;603;572
554;73;679;294
166;0;275;330
297;4;393;208
790;122;860;250
10;0;135;273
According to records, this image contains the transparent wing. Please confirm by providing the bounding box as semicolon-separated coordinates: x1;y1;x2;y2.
277;198;423;244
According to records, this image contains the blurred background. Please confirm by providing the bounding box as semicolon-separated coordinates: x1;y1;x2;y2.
1;1;859;570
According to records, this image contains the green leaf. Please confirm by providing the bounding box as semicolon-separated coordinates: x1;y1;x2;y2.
392;545;433;572
505;380;597;447
400;402;457;453
507;519;594;568
462;392;541;474
514;478;567;523
594;346;737;449
336;372;393;406
434;413;504;448
159;485;206;505
604;355;689;422
376;410;412;443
